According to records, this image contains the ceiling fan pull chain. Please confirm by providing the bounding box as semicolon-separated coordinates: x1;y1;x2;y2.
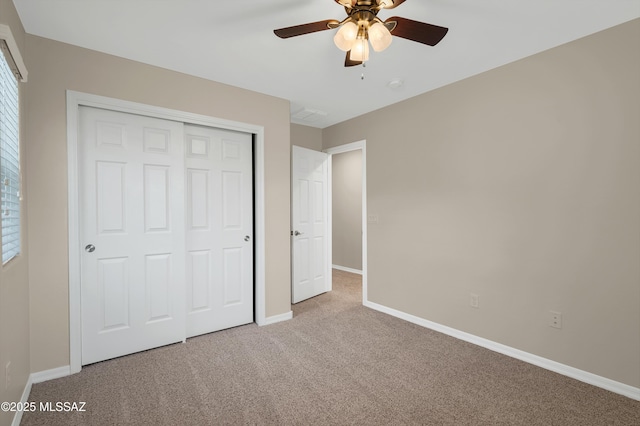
361;61;366;80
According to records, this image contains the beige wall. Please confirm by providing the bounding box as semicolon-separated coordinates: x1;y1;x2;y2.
0;0;30;425
332;150;362;270
323;19;640;387
24;35;292;373
291;123;322;151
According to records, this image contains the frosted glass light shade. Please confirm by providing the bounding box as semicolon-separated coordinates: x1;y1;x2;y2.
350;38;370;62
333;22;358;51
368;22;392;52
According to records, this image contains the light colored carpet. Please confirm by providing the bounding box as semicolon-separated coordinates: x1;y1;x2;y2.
22;270;640;425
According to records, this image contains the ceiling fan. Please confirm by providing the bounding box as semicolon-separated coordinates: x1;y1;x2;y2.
273;0;448;67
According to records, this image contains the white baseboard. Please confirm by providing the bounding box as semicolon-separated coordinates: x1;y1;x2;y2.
30;365;71;384
364;300;640;401
332;264;363;275
11;375;32;426
11;365;71;426
260;310;293;326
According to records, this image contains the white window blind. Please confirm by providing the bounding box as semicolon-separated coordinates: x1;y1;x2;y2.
0;45;20;264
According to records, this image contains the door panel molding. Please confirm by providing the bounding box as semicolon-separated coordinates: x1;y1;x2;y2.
67;90;266;373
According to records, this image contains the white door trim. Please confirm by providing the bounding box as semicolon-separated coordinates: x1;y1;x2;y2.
66;90;267;374
323;140;367;305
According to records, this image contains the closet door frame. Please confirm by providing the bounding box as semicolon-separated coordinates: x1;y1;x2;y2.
66;90;267;374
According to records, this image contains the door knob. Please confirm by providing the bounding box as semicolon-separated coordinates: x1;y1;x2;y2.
293;231;304;236
85;244;96;253
244;235;251;242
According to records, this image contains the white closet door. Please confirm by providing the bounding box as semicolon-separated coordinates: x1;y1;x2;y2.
79;106;186;365
185;124;253;337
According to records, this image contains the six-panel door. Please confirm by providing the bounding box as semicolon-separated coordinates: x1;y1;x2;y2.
184;124;253;338
291;145;329;304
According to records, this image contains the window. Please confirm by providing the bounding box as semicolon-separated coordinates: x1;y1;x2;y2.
0;41;20;264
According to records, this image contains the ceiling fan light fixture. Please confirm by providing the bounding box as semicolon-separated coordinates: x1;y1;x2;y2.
333;21;358;51
350;38;369;62
368;21;392;52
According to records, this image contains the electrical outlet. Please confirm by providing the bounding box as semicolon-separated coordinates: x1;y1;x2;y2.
5;361;10;390
367;214;379;224
550;311;562;329
470;293;479;308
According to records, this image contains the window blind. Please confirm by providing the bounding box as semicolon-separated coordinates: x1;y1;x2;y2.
0;45;20;264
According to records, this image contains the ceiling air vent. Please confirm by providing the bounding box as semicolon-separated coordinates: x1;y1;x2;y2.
291;108;328;123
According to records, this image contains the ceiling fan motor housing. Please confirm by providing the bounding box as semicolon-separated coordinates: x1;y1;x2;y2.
352;11;377;36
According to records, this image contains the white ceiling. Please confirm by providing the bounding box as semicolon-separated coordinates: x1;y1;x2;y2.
13;0;639;128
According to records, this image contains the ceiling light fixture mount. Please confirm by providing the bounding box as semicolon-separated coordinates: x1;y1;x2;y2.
274;0;448;68
387;77;404;90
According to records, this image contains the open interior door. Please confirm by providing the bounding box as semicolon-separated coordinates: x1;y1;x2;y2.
291;146;330;303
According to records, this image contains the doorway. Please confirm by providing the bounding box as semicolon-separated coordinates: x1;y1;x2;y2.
330;150;363;274
325;141;367;304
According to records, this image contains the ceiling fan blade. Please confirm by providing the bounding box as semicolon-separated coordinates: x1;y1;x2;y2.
344;51;362;67
386;16;448;46
274;20;338;38
378;0;407;9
